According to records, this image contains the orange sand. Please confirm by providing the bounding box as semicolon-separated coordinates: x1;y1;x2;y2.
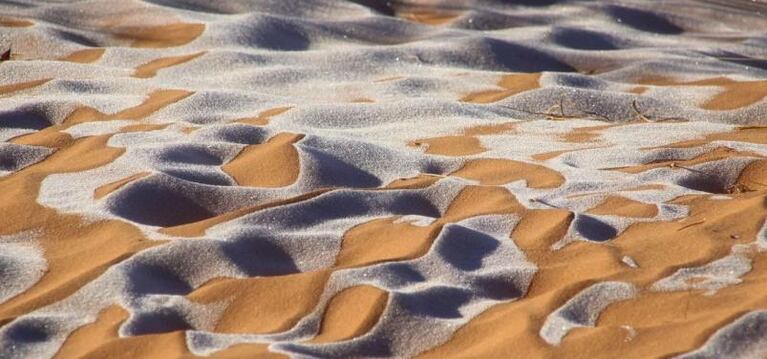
3;5;767;358
637;76;767;111
133;52;206;78
461;73;541;103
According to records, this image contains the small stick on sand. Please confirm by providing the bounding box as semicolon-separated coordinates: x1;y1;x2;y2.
669;162;716;177
502;105;580;120
559;98;566;118
631;99;689;123
502;98;612;122
631;99;651;122
580;109;611;122
677;219;706;231
529;198;560;208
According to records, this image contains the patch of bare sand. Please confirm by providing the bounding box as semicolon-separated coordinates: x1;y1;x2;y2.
236;107;292;126
93;172;151;200
54;305;199;359
112;23;205;48
393;4;462;25
174;184;523;348
410;135;486;156
221;132;303;188
0;90;194;332
735;160;767;192
419;190;767;358
65;89;193;125
159;190;330;238
637;76;767;111
309;285;388;343
9;89;190;150
613;146;763;176
0;135;157;330
662;126;767;148
160;185;524;355
461;73;541;103
0;16;33;27
188;270;331;334
450;158;565;188
133;52;205;78
409;122;517;157
587;196;658;218
60;48;105;64
336;185;523;268
559;124;615;143
384;174;442;189
0;78;51;96
335;217;442;268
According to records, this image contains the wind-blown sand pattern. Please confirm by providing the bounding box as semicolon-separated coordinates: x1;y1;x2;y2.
1;0;767;358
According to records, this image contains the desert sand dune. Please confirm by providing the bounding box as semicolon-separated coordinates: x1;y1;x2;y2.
0;0;767;358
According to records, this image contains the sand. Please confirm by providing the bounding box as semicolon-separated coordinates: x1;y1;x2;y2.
1;0;767;358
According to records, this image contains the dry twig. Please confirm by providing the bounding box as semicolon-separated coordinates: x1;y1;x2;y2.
502;97;612;122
